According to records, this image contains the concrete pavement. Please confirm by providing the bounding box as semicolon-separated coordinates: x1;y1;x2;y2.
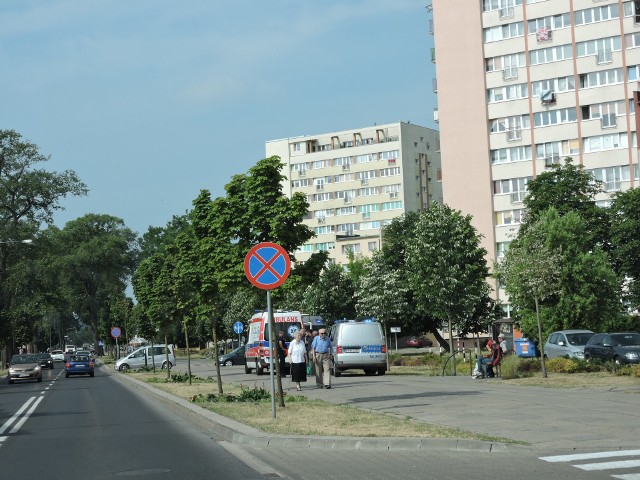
104;358;640;453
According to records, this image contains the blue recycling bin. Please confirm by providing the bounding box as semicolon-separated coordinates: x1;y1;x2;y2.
514;338;537;357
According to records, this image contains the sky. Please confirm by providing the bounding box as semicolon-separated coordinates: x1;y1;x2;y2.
0;0;437;237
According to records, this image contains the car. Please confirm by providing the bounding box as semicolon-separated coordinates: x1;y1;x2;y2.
218;345;247;366
583;332;640;365
7;354;42;384
50;350;65;362
405;336;433;348
114;344;176;371
65;354;95;378
330;320;387;376
544;330;594;359
37;353;54;369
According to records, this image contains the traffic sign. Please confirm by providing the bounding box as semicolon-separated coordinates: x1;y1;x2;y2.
244;242;291;290
233;321;244;334
111;327;122;339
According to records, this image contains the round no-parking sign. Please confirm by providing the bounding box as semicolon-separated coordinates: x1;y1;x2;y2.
244;242;291;290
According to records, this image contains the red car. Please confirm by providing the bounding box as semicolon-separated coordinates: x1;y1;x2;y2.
406;337;433;348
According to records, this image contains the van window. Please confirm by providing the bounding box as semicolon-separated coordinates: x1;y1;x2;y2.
265;321;301;343
151;346;169;356
338;324;384;345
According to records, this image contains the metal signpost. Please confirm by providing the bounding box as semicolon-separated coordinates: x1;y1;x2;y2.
390;326;401;353
244;242;291;419
233;321;244;348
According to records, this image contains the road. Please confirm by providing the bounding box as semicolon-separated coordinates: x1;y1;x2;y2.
0;362;265;479
1;359;639;479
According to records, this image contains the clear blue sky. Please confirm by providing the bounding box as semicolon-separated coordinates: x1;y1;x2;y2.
1;0;437;237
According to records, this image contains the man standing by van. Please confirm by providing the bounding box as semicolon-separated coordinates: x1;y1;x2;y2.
312;329;333;389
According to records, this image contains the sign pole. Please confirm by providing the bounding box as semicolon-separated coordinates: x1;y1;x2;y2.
267;289;276;419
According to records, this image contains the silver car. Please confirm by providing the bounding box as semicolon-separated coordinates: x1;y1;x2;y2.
7;354;43;384
544;330;594;359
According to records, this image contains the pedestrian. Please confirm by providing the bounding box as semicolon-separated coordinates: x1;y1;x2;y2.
498;333;508;354
276;330;287;377
474;339;501;379
289;331;308;391
311;328;333;389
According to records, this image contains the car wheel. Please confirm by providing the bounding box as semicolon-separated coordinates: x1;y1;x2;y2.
162;361;172;370
119;363;130;372
65;373;70;378
37;376;42;383
8;379;13;384
256;361;264;375
377;368;386;376
244;364;252;374
364;368;376;376
90;372;94;377
224;360;233;367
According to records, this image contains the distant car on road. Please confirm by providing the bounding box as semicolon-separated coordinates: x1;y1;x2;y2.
37;353;54;369
218;345;246;366
65;354;95;378
584;332;640;365
7;354;42;384
544;330;594;359
405;336;433;348
50;350;65;362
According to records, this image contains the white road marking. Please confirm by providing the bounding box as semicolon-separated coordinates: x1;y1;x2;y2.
575;460;640;471
613;475;640;480
540;450;640;463
0;396;36;435
9;395;44;434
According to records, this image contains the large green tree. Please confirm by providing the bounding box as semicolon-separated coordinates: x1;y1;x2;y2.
302;263;357;321
610;187;640;310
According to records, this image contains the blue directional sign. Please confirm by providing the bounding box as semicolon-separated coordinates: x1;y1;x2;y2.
244;242;291;290
233;321;244;334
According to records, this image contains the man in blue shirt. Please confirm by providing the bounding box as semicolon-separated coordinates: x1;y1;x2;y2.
311;329;333;389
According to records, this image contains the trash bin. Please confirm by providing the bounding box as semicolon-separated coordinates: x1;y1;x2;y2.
514;338;537;357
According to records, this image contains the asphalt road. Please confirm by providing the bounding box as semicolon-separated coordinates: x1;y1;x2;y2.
0;362;265;479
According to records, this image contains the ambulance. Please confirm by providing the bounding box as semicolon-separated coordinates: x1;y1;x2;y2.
244;310;303;375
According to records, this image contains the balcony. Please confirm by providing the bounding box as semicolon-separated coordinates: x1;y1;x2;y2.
510;191;526;204
432;77;438;93
431;48;436;64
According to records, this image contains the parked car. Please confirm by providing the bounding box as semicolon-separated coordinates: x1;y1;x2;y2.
50;350;65;362
7;354;42;384
405;336;433;348
583;332;640;365
114;344;176;371
37;353;54;369
65;354;95;378
544;330;594;359
218;345;247;366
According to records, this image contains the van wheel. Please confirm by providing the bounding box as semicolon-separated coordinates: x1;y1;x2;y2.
162;361;172;370
332;365;342;377
256;362;264;375
244;364;252;374
364;368;376;376
119;364;130;372
377;368;386;376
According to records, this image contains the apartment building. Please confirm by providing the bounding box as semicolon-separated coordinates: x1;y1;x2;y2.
431;0;640;313
266;122;442;264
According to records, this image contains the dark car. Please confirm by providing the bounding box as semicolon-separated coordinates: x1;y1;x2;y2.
65;354;95;378
583;332;640;365
37;353;54;369
405;336;433;348
218;345;246;366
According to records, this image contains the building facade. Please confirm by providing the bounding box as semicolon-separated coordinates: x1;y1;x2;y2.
266;122;442;264
431;0;640;313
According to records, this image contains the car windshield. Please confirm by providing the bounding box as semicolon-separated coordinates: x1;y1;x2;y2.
566;333;593;346
71;355;90;362
11;355;37;365
611;333;640;347
37;354;51;359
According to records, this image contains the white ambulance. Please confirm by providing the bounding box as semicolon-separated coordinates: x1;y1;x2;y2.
244;310;302;375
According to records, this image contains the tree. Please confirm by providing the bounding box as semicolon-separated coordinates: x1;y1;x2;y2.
0;130;87;350
496;212;563;378
610;187;640;310
405;203;493;358
52;214;138;351
302;263;356;321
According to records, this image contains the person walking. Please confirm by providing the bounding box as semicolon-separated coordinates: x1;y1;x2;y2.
311;329;333;389
276;330;287;377
289;331;308;391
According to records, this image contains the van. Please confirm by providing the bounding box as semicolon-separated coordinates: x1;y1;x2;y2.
114;344;176;371
302;314;326;333
244;310;302;375
329;320;387;376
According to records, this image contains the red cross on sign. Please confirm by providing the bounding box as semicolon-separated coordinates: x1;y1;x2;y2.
244;242;291;290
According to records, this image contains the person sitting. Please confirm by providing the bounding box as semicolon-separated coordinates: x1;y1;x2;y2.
474;339;501;379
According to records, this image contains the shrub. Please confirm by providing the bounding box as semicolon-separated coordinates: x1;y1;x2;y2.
190;385;272;404
545;357;581;373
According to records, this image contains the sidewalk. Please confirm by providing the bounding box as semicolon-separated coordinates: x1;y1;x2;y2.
104;360;640;452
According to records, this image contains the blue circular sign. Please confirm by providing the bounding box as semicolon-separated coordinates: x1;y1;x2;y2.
233;321;244;334
244;242;291;290
111;327;122;339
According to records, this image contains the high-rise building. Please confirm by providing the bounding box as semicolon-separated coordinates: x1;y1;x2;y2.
266;122;442;264
431;0;640;313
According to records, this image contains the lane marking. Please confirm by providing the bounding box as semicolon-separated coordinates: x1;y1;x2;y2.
613;475;640;480
574;460;640;471
9;395;44;434
540;450;640;463
0;396;36;435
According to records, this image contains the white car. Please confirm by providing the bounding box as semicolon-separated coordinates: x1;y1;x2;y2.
50;350;65;362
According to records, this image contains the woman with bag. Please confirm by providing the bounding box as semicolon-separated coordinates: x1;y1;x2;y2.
289;331;308;391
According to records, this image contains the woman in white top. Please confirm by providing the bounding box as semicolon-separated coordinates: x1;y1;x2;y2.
289;331;308;391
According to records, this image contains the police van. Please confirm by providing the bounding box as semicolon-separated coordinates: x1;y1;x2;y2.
244;310;303;375
329;319;387;376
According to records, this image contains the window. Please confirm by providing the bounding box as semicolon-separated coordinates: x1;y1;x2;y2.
335;189;355;200
576;37;621;60
312;159;330;170
532;76;575;97
581;101;623;125
379;150;399;161
495;209;524;225
359;204;380;214
489;114;530;133
486;52;525;72
291;179;310;188
574;4;620;26
312;192;333;202
482;0;522;13
487;83;528;103
333;173;354;183
484;22;524;43
368;241;378;252
527;13;571;34
314;225;335;235
579;68;623;88
341;244;361;255
356;153;377;164
583;133;628;153
381;201;403;211
315;242;335;252
314;209;334;218
496;241;511;258
357;170;377;180
380;167;401;177
534;108;577;127
333;156;353;167
536;140;579;164
490;146;532;164
529;44;572;65
292;143;302;152
589;165;630;191
336;223;358;234
336;206;357;216
493;177;530;202
297;244;314;253
359;221;381;231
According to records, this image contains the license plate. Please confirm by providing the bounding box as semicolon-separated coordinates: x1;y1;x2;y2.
345;349;359;353
75;365;85;368
19;373;29;377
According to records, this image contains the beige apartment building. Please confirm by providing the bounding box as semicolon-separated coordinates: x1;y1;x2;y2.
431;0;640;314
266;122;442;264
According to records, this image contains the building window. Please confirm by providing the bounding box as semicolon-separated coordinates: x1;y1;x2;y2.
490;146;532;165
580;68;623;88
341;244;361;255
583;133;629;153
574;4;620;26
368;241;378;252
495;209;524;226
534;108;577;127
529;44;572;65
588;165;630;192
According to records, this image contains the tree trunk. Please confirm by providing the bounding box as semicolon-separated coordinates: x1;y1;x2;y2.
535;295;547;378
211;317;223;394
183;319;192;385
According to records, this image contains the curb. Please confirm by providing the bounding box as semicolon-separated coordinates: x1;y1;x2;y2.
100;362;511;452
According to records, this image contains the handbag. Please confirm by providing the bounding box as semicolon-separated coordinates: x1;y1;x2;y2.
306;364;312;375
